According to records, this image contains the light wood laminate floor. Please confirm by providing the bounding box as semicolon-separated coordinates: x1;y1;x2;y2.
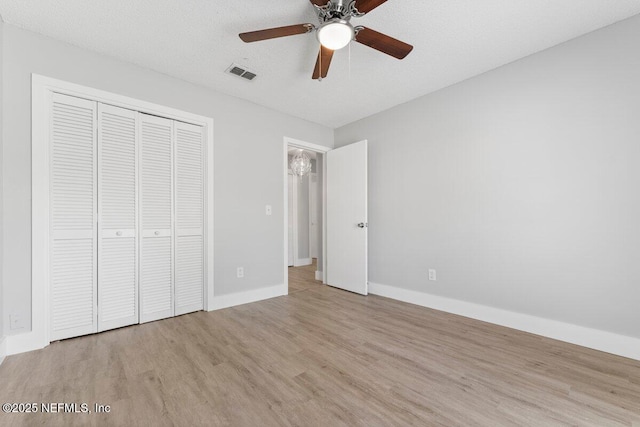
1;266;639;426
288;259;322;294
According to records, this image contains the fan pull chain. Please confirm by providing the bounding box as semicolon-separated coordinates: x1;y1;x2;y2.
318;45;322;83
319;46;323;82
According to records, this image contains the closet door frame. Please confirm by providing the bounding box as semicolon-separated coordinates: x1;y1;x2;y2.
29;75;214;353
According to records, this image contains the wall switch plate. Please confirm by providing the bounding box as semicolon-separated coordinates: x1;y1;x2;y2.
10;313;25;330
237;267;244;278
428;269;437;281
265;205;272;216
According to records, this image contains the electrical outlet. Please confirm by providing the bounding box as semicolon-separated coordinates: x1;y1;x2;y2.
428;269;437;281
265;205;272;216
10;313;25;330
237;267;244;278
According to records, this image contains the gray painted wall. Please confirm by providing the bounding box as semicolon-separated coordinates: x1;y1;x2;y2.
288;156;322;264
315;155;323;273
296;175;310;260
288;155;312;261
1;24;333;336
335;15;640;338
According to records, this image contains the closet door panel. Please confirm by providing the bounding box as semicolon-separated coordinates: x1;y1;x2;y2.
50;93;98;341
174;122;204;315
141;236;173;316
175;235;203;314
98;104;138;332
140;114;174;323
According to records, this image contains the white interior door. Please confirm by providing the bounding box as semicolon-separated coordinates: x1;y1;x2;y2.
326;140;368;295
97;104;138;332
49;93;98;340
174;121;204;315
139;114;174;323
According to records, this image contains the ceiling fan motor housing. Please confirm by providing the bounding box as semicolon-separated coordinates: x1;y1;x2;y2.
330;0;350;17
316;0;360;23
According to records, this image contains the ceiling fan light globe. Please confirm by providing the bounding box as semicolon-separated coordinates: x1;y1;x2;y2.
317;21;354;50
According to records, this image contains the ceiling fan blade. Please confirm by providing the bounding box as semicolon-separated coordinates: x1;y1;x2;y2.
239;24;313;43
355;27;413;59
353;0;388;14
312;45;334;80
309;0;330;6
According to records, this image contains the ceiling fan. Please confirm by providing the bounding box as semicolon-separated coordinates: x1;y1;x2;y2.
239;0;413;80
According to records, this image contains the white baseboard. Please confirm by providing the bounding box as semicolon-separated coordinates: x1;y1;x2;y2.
3;285;289;357
369;282;640;361
0;336;6;366
315;271;323;281
5;329;48;357
208;284;287;311
294;258;312;267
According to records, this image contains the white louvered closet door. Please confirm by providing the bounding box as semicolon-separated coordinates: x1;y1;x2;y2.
139;114;174;323
50;93;98;341
97;104;138;332
174;122;205;315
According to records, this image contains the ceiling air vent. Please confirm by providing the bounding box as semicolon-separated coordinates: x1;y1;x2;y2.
225;63;257;81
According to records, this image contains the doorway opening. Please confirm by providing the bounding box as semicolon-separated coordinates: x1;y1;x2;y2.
284;138;329;294
284;137;368;296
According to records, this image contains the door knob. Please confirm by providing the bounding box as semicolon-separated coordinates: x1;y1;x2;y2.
116;231;122;236
154;231;160;236
357;223;366;228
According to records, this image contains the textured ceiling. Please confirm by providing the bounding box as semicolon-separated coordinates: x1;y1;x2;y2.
1;1;639;128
